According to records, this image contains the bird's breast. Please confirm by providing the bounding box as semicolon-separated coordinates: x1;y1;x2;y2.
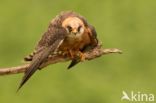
59;32;90;51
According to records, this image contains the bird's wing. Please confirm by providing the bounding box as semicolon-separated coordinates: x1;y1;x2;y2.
67;25;98;69
17;26;67;91
87;24;98;47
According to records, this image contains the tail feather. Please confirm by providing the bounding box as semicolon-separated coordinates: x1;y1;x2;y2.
67;58;80;69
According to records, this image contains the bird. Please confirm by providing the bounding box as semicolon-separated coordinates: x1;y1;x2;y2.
17;11;98;91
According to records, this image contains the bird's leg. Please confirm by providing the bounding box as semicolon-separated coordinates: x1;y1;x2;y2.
78;51;85;61
68;50;74;59
61;49;73;59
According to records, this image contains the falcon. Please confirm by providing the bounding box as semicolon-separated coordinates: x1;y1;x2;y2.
18;11;98;90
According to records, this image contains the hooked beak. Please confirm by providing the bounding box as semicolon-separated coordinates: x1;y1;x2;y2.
72;29;78;35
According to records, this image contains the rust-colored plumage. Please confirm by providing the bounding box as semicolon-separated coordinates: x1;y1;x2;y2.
18;11;98;91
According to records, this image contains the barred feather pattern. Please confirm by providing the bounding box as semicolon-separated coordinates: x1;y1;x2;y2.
24;50;37;61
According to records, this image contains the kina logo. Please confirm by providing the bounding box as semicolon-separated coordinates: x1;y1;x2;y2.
121;91;154;102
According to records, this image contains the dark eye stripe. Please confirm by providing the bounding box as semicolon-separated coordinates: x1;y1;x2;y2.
78;26;82;32
67;25;72;32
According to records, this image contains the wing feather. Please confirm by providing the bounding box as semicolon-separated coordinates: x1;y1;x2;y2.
17;26;67;91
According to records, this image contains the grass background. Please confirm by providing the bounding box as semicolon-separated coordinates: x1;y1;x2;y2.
0;0;156;103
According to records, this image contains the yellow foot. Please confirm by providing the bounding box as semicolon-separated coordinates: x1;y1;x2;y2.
79;52;85;61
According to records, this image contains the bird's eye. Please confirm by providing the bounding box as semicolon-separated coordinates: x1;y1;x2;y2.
78;26;82;32
67;26;72;32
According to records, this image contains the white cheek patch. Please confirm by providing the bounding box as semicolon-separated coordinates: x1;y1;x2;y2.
80;27;84;34
66;28;70;33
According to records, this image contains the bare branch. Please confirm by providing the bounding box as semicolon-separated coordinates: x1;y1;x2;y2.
0;45;122;75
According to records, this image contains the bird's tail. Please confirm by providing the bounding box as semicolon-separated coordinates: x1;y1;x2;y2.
67;57;81;69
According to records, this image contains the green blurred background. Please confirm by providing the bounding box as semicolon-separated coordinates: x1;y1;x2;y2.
0;0;156;103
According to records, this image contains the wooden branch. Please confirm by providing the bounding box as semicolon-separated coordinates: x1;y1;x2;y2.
0;45;122;75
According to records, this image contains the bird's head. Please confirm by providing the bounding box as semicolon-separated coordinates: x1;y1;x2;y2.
62;17;85;37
